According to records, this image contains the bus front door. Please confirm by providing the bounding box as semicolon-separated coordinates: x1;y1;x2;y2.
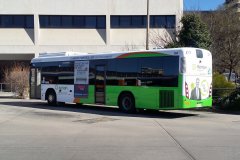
95;65;106;104
30;67;41;99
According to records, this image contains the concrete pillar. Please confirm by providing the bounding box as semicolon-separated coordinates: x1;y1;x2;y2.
106;0;111;51
34;14;40;57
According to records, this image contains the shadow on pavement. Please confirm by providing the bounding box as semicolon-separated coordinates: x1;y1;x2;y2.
188;106;240;115
0;100;199;119
211;106;240;115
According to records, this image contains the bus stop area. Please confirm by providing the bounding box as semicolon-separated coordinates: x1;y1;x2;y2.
0;98;240;160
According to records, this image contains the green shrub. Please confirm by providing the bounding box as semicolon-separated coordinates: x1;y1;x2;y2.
213;72;235;88
212;72;240;110
213;72;236;102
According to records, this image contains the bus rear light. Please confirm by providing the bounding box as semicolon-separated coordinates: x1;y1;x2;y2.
209;83;212;97
185;82;189;99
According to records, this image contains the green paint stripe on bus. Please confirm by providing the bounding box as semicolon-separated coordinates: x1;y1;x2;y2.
182;96;212;109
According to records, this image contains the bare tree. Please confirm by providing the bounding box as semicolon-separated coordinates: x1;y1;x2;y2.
149;29;178;48
3;63;30;98
204;8;240;80
149;13;211;49
122;42;138;51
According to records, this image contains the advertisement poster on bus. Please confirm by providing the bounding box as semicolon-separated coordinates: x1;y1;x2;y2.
185;76;212;100
74;84;88;98
183;51;212;101
74;61;89;98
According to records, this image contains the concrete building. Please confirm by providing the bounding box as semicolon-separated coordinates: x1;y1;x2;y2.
0;0;183;81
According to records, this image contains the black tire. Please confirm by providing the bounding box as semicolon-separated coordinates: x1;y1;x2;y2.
119;93;136;113
47;91;57;106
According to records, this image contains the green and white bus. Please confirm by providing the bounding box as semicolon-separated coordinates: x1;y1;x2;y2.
30;48;212;113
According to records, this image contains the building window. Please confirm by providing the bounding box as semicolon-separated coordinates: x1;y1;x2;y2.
120;16;131;27
111;15;146;28
166;15;176;28
25;16;34;28
62;16;72;27
39;15;106;29
97;16;106;29
1;15;12;27
13;16;25;27
132;16;146;28
151;16;165;28
73;16;85;27
151;15;176;28
85;16;97;28
0;15;34;28
111;16;120;28
49;16;61;27
111;15;175;29
39;16;49;28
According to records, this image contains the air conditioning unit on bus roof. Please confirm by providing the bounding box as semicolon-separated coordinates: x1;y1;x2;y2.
39;52;89;57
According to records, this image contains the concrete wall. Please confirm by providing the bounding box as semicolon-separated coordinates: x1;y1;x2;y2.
39;29;106;45
0;29;34;45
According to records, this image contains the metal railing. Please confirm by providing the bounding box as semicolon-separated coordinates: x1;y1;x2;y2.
212;88;238;105
212;88;237;98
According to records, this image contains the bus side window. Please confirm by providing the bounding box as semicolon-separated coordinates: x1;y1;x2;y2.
140;56;179;87
89;61;96;85
41;75;58;84
136;79;141;86
196;50;203;58
114;58;140;86
118;79;125;86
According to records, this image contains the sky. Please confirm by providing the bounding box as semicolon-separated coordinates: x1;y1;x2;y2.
184;0;225;11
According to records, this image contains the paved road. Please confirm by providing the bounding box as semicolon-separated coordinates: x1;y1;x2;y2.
0;98;240;160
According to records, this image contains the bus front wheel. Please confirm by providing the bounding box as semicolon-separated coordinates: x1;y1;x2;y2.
47;91;57;106
119;93;136;113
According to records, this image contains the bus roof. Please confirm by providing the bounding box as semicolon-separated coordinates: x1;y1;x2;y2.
31;47;209;63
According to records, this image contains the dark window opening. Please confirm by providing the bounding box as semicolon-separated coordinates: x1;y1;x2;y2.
132;16;145;28
49;16;61;27
97;16;106;29
111;16;119;28
120;16;131;27
151;15;175;28
85;16;97;28
1;16;13;27
73;16;85;28
111;15;146;28
166;15;176;28
62;16;73;28
39;15;106;29
0;15;33;28
111;15;175;29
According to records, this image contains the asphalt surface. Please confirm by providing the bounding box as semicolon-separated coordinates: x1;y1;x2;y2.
0;98;240;160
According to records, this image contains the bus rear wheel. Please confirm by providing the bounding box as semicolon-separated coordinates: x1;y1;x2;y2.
119;93;136;113
47;91;57;106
